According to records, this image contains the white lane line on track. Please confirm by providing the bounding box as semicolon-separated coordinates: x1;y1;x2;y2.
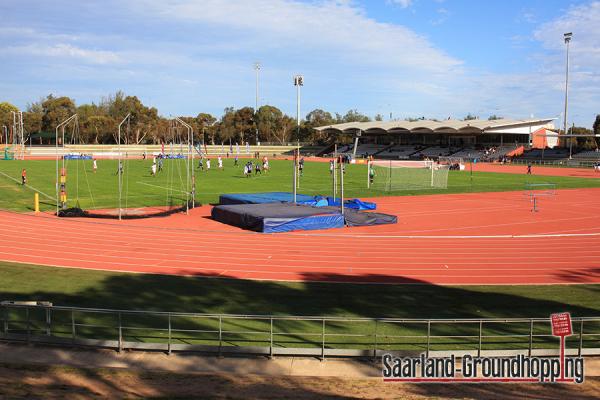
2;257;599;286
3;210;600;240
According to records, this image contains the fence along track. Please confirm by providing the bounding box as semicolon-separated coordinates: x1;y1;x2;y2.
1;302;599;359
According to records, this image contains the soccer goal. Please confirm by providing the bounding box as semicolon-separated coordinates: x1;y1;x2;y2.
367;160;449;191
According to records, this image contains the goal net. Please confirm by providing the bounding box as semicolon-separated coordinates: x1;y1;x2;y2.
367;160;449;191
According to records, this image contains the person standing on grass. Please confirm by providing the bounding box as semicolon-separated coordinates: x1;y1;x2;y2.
93;159;97;173
527;162;532;175
217;156;223;170
21;169;27;185
255;161;262;175
151;163;157;177
158;156;163;173
369;164;375;185
299;157;304;176
329;159;334;175
206;158;211;171
198;157;204;170
234;155;238;166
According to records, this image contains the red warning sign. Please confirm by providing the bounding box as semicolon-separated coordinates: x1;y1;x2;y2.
551;312;572;337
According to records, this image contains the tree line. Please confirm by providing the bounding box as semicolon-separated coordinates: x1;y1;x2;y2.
0;92;373;146
2;94;599;147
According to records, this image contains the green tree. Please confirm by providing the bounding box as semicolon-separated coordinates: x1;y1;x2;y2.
0;102;19;133
256;105;284;143
82;115;117;144
374;113;384;121
593;115;600;147
305;109;335;127
463;113;478;121
304;109;335;144
488;115;503;120
196;113;217;144
569;126;595;149
341;109;370;123
216;107;236;145
23;100;44;135
41;95;77;132
227;107;255;144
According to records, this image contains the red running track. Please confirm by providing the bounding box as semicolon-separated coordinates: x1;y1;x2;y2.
1;188;600;285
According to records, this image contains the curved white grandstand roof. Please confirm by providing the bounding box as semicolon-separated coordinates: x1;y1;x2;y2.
315;118;555;135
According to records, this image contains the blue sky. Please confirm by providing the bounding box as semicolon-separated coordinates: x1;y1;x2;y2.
1;0;599;127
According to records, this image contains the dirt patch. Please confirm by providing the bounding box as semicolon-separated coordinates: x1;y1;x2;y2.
0;363;599;399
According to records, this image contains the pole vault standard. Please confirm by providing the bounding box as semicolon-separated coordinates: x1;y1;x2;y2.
174;117;194;214
117;113;131;220
292;149;297;204
55;114;78;216
333;144;337;198
340;156;344;217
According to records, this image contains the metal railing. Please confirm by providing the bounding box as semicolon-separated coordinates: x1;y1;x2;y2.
1;302;599;358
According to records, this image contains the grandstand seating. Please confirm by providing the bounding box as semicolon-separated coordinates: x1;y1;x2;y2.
520;148;570;160
412;146;458;159
449;145;518;161
354;143;387;157
377;145;420;159
572;150;600;160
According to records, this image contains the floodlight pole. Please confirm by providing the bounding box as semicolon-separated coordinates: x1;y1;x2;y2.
117;113;131;220
175;117;194;214
294;75;303;142
254;62;260;144
563;32;572;159
55;114;78;216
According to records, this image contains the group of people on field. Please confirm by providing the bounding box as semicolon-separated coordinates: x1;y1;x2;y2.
244;156;270;177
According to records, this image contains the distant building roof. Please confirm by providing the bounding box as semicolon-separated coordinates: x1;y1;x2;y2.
315;118;555;135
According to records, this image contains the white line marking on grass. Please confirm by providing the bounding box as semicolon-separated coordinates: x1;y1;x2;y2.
136;181;189;194
0;171;54;200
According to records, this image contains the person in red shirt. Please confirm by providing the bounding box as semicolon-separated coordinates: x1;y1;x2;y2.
21;169;27;185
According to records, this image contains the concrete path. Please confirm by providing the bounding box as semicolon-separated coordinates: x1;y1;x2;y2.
1;343;600;378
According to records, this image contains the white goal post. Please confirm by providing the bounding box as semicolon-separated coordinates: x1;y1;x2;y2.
367;160;449;191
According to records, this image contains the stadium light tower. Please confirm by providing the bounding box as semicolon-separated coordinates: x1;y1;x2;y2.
294;74;304;140
254;62;260;144
563;32;572;158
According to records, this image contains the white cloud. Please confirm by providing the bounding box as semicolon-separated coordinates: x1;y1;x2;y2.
3;43;121;64
387;0;413;8
534;1;600;66
132;0;460;74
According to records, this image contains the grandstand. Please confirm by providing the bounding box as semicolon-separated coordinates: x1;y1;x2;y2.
450;145;519;161
519;148;570;160
316;118;557;161
411;146;458;159
377;144;421;159
353;143;388;157
572;149;600;160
